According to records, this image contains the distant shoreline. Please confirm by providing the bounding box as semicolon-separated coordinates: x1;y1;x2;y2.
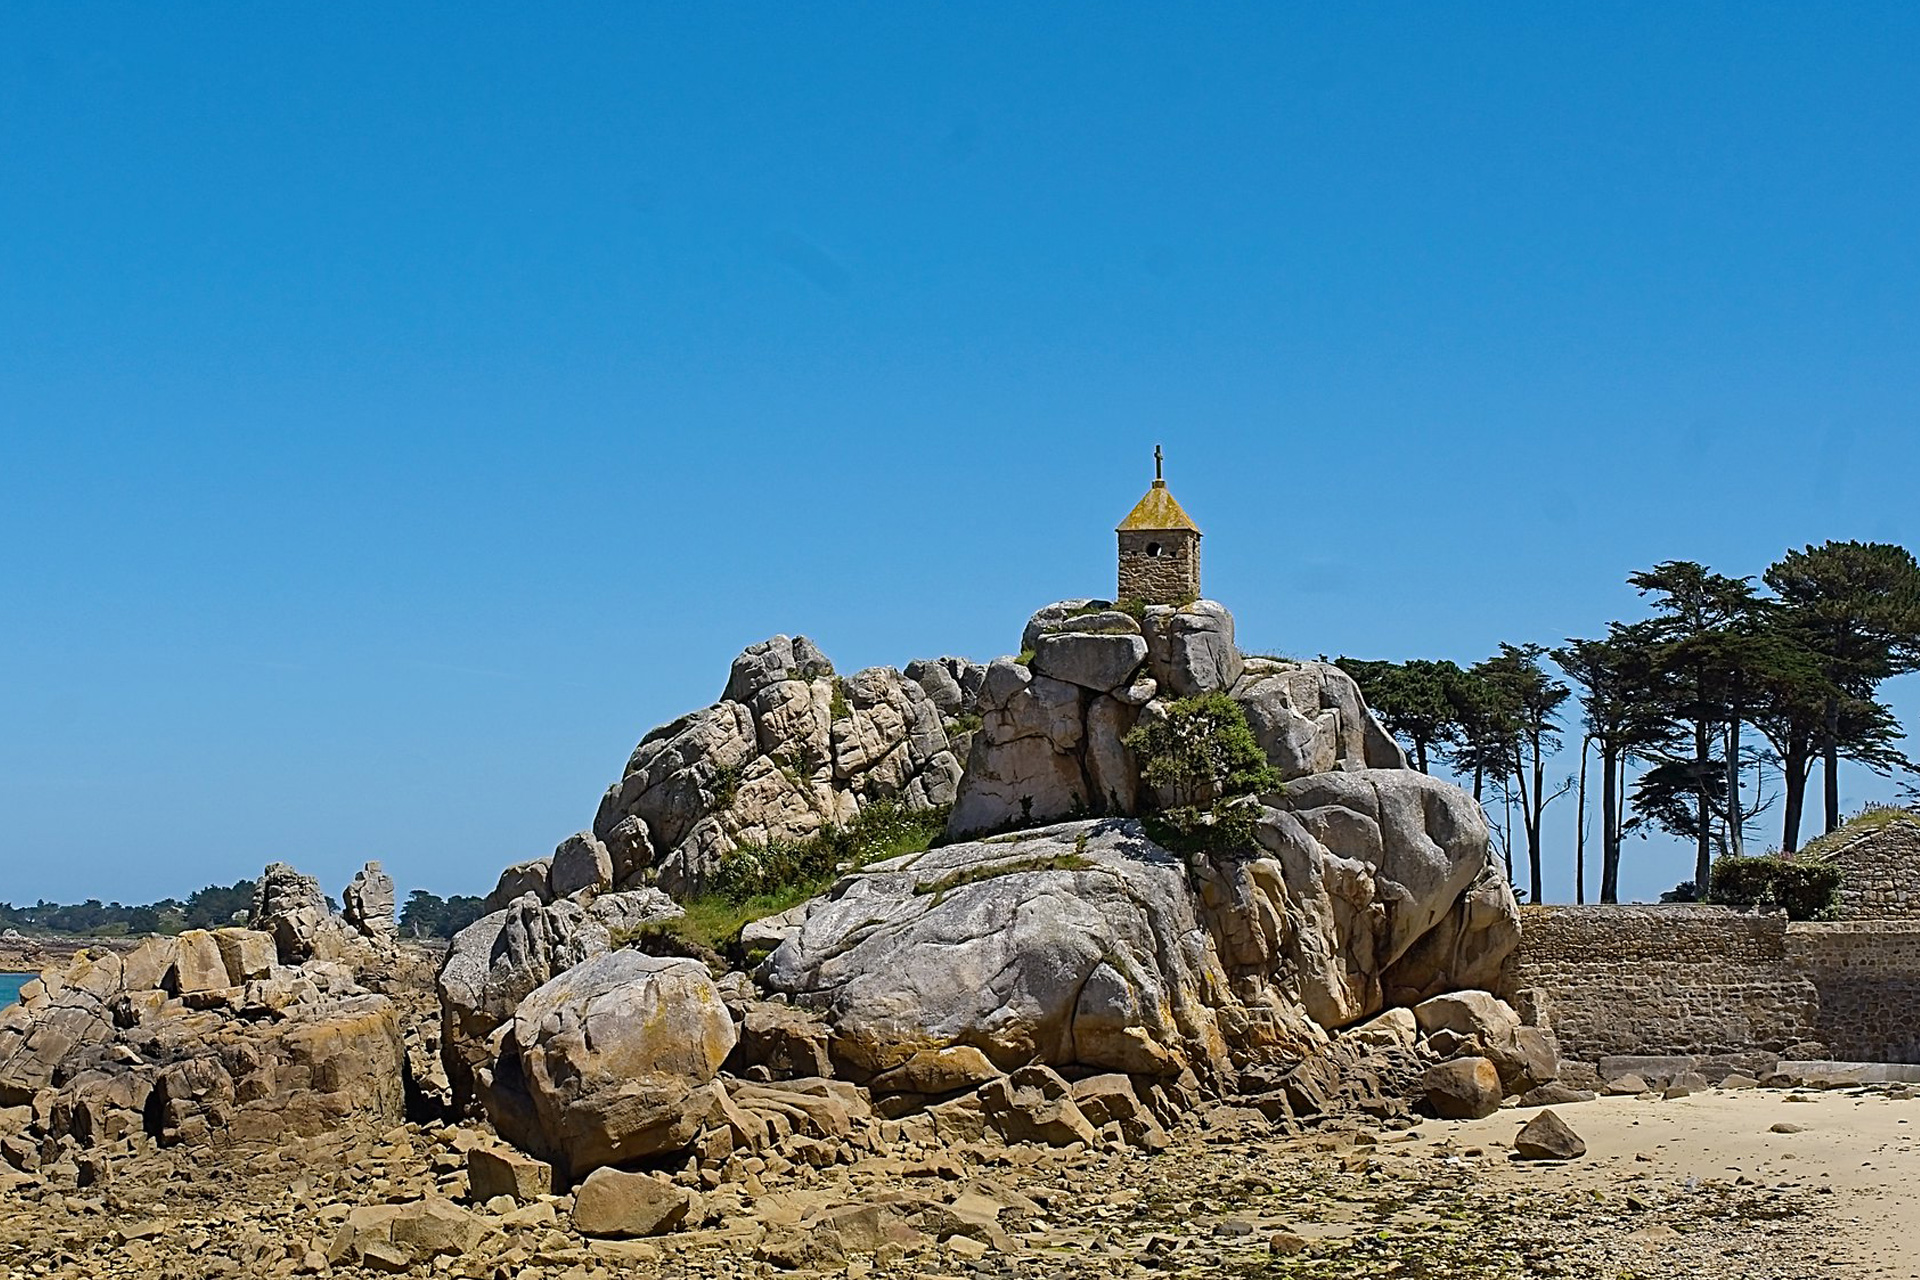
0;935;142;975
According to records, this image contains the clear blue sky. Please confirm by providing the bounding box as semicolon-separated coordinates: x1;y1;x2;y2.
4;5;1917;907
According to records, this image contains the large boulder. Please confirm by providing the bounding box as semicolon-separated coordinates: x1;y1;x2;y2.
1513;1108;1586;1160
1143;600;1243;698
724;634;833;704
761;820;1238;1080
766;777;1518;1085
1030;632;1149;693
436;896;613;1112
437;890;680;1110
481;950;737;1178
484;857;554;912
1021;599;1112;654
1423;1056;1502;1120
1413;990;1559;1093
1256;770;1519;1024
549;832;614;899
572;1166;694;1238
947;660;1093;836
1232;660;1409;778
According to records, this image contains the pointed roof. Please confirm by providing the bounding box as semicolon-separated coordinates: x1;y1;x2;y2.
1116;480;1200;533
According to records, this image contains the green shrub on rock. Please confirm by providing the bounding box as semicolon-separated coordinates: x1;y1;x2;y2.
1124;692;1278;851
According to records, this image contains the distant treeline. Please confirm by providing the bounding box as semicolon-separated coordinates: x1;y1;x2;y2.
399;891;487;939
0;879;487;940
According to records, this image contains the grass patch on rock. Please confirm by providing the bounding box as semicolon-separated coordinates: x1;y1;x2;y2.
630;802;949;965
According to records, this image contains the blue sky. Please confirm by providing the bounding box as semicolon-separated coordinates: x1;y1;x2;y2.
4;5;1918;906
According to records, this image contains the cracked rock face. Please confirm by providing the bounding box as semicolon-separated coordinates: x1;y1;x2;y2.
0;930;405;1162
588;635;970;896
760;786;1518;1086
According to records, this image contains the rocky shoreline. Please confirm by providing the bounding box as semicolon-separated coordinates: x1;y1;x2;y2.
0;1075;1894;1279
0;936;140;979
3;597;1901;1279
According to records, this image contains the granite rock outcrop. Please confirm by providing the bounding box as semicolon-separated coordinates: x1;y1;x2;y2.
947;600;1409;838
587;636;977;895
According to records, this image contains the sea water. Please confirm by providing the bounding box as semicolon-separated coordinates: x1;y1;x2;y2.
0;973;27;1005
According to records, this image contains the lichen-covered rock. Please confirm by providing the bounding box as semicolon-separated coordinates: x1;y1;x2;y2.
904;656;986;717
210;928;276;986
1258;771;1519;1025
760;820;1285;1082
1030;632;1149;693
1232;660;1409;778
480;950;737;1178
947;659;1093;836
1143;600;1242;698
1021;599;1112;654
951;599;1406;839
0;928;405;1157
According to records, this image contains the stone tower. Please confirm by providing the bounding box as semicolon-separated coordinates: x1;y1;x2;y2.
1116;446;1201;605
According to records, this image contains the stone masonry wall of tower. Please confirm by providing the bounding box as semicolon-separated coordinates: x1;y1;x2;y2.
1117;529;1200;603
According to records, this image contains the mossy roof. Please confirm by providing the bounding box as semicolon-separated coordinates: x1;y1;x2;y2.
1116;482;1200;533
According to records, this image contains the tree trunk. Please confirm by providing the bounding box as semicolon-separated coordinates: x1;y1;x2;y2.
1530;733;1545;905
1414;739;1428;774
1600;746;1621;903
1693;715;1712;893
1781;732;1810;853
1575;736;1589;905
1724;713;1744;859
1823;693;1842;833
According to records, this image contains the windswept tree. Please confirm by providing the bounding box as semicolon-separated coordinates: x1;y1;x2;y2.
1442;664;1515;806
1337;657;1466;773
1473;644;1573;905
1629;562;1766;892
1554;621;1672;903
1765;541;1920;837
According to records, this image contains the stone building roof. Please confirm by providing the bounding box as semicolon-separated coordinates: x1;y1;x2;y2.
1116;481;1200;534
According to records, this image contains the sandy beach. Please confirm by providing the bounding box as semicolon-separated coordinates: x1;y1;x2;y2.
1436;1087;1920;1278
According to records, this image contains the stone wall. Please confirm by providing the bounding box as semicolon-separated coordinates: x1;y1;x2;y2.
1500;904;1819;1065
1787;920;1920;1062
1821;812;1920;920
1504;903;1920;1067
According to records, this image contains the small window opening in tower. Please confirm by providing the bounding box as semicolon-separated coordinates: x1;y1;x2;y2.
1146;542;1164;557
